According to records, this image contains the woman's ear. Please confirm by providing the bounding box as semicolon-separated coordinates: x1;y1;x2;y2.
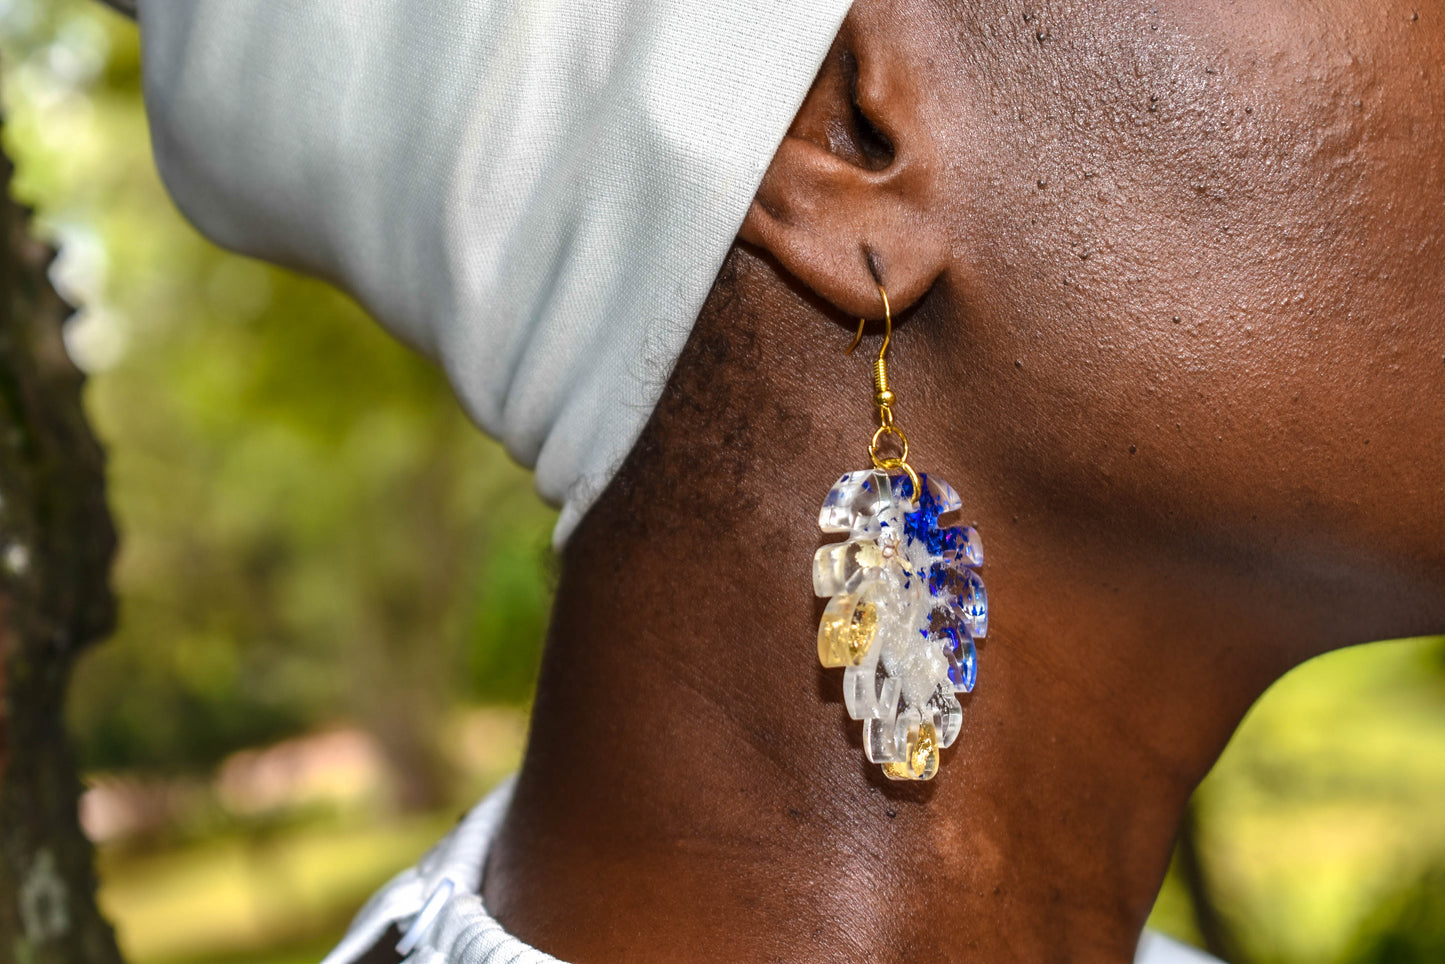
739;14;948;318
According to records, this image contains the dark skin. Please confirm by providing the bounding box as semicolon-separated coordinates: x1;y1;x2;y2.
369;0;1445;961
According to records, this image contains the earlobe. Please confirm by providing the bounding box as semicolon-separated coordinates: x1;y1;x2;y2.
738;23;948;319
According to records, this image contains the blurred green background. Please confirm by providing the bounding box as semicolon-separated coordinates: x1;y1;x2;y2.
3;3;1443;963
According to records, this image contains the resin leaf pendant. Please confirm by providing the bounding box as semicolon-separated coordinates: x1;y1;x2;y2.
813;468;986;781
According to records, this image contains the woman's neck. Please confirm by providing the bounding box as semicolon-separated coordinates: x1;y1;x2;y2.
481;460;1296;963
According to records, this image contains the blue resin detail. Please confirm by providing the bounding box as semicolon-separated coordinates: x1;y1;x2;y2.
928;561;988;638
928;606;978;693
946;633;978;692
900;473;983;567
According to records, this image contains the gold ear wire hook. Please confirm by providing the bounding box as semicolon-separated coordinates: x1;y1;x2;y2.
844;284;892;359
847;284;896;420
846;284;920;502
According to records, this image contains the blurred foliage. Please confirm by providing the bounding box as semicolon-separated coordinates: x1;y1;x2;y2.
3;2;1444;964
1342;865;1445;964
1146;638;1445;964
0;0;556;787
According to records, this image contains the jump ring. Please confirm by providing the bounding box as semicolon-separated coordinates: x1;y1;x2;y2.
869;424;910;465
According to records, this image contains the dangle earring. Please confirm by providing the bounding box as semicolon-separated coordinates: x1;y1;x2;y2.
813;284;987;781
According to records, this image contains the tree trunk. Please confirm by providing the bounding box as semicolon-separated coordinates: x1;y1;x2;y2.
0;131;125;963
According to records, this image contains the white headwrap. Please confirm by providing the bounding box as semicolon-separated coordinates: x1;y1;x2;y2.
138;0;853;545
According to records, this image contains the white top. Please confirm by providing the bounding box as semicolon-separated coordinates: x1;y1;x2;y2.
321;778;1224;964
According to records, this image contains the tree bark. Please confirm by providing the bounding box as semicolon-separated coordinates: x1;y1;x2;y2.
0;132;125;963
